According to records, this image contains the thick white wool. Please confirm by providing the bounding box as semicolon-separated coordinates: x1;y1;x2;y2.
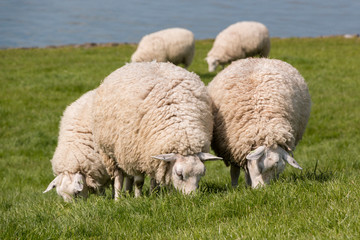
93;62;213;184
207;58;311;167
131;28;195;67
51;90;110;190
207;21;270;65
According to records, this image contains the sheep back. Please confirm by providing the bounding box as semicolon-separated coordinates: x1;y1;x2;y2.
208;58;311;167
131;28;195;67
51;90;110;190
208;21;270;64
93;62;213;184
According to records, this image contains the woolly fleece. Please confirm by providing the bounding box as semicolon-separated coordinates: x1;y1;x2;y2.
51;90;111;191
92;62;213;185
208;58;311;167
207;21;270;65
131;28;195;67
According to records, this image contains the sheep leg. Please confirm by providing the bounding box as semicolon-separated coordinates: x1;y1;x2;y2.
124;176;134;193
230;163;240;187
150;178;160;194
113;168;124;201
98;187;106;196
134;174;144;197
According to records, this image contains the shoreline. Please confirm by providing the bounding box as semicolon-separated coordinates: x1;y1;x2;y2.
1;42;138;50
1;34;359;50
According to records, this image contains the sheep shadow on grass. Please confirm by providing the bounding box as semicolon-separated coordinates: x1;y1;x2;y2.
199;181;233;194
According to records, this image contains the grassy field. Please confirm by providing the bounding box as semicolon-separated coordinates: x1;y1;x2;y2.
1;37;359;239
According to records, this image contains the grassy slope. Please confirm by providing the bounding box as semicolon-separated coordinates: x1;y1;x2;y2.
0;37;359;239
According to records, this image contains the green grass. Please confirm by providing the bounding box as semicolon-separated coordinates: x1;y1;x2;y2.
1;37;360;239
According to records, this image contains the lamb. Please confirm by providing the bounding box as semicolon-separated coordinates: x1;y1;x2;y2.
206;21;271;72
131;28;195;68
207;58;311;188
43;90;133;201
92;61;222;198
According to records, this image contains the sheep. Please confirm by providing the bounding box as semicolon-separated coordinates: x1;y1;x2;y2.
131;28;195;68
43;90;134;201
207;58;311;188
206;21;271;72
92;61;222;198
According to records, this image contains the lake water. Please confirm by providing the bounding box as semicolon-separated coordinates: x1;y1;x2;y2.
0;0;359;48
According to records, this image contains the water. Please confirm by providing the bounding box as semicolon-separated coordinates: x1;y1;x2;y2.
0;0;359;48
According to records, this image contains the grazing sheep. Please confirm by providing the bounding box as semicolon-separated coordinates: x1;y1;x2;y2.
92;61;222;198
43;90;110;201
44;90;133;201
206;21;270;72
131;28;195;68
207;58;311;188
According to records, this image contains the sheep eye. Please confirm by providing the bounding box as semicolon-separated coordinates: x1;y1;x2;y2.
175;170;183;180
177;173;183;180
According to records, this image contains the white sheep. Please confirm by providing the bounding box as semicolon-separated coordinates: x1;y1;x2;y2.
131;28;195;68
207;58;311;188
92;61;222;198
206;21;271;72
43;90;133;201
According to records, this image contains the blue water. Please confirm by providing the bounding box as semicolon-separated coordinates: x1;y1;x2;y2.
0;0;359;48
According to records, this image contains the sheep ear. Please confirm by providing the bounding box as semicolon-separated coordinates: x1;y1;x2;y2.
282;151;302;170
246;146;266;161
43;176;59;193
197;152;222;161
73;173;84;192
151;153;177;162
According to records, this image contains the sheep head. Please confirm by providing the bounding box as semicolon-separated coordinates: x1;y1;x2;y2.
205;56;219;72
43;172;88;202
245;146;302;188
152;153;222;194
